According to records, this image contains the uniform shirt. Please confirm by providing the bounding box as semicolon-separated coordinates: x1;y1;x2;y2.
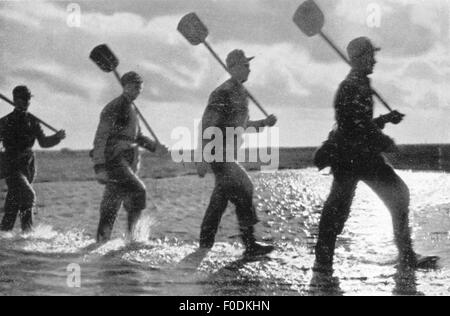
0;109;60;154
335;69;387;145
331;69;396;167
92;94;154;168
201;79;265;161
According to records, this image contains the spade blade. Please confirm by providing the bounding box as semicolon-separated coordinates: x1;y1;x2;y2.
293;0;325;37
177;12;209;46
90;44;119;73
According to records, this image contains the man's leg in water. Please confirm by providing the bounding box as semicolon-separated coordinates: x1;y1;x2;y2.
97;152;146;243
363;163;416;265
1;172;35;232
119;150;147;235
315;174;358;269
1;182;20;231
199;168;229;249
97;183;123;243
225;163;260;249
122;175;147;236
19;159;36;233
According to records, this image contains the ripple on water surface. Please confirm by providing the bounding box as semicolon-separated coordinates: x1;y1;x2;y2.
0;169;449;295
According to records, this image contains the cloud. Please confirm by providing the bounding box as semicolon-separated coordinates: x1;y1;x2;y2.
0;0;66;29
0;0;449;149
319;0;445;58
9;63;95;101
403;61;446;84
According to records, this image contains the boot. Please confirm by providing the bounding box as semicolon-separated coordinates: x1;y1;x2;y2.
241;226;274;258
399;251;439;270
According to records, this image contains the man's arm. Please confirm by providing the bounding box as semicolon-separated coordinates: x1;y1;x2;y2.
92;105;117;170
246;119;266;132
136;127;157;152
336;83;398;153
201;106;223;150
195;89;228;174
195;105;223;177
35;120;65;148
247;115;277;133
373;111;404;129
201;89;230;147
373;116;387;130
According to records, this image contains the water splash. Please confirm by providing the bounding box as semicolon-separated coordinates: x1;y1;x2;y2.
0;231;15;240
89;238;127;256
1;170;449;295
22;224;59;240
129;214;156;244
21;225;94;254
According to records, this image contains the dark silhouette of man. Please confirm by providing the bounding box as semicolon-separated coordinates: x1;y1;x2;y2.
92;72;167;243
314;37;426;271
197;50;278;257
0;86;66;232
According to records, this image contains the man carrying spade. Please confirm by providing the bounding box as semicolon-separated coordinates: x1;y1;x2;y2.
314;37;433;272
197;50;278;257
0;86;66;233
92;72;167;243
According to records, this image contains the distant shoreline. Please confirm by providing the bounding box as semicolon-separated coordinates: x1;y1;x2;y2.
11;144;446;183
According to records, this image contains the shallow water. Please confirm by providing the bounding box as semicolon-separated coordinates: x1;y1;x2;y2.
0;169;449;296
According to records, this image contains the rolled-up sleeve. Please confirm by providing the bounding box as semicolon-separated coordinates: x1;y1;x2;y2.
37;133;61;148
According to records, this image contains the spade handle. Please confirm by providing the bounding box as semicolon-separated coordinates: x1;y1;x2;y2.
0;93;59;133
319;32;394;112
203;41;270;118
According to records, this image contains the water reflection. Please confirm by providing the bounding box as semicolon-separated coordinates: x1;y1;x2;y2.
393;266;423;296
309;270;343;296
1;170;449;295
97;259;147;296
204;257;268;296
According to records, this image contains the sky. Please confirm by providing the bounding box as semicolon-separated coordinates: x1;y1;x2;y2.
0;0;449;150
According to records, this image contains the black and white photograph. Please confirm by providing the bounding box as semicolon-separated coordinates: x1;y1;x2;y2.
0;0;449;299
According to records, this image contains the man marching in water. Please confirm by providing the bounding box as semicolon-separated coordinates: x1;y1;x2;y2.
197;49;278;258
0;86;66;232
92;72;167;243
314;37;436;272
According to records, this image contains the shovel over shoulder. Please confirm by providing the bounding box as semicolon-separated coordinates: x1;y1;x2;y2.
90;44;161;144
0;93;59;133
293;0;395;113
178;13;270;118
